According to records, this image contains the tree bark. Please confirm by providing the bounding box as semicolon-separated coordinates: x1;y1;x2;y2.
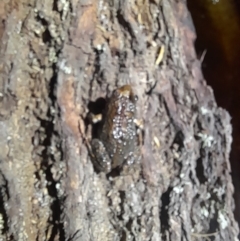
0;0;239;240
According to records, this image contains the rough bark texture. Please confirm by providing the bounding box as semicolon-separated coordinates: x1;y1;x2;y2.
0;0;239;241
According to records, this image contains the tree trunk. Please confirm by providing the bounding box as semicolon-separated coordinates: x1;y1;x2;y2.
0;0;239;240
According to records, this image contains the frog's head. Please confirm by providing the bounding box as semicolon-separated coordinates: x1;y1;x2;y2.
113;85;137;103
108;85;137;124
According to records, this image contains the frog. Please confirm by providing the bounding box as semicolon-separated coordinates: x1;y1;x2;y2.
91;85;138;173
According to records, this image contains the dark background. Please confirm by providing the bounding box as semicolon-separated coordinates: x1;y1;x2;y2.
188;0;240;233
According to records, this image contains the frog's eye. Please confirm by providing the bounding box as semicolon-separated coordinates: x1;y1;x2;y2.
112;89;120;98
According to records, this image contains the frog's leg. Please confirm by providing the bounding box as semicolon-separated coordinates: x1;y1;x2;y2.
88;113;102;124
91;139;112;173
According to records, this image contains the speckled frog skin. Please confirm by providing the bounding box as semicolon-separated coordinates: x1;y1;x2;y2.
91;85;138;173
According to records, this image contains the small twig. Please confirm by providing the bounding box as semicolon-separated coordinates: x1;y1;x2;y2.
191;231;218;238
200;49;207;63
155;45;165;65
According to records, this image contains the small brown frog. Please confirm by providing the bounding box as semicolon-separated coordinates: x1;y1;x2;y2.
91;85;138;173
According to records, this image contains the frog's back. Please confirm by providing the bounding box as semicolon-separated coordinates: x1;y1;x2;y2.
100;85;137;168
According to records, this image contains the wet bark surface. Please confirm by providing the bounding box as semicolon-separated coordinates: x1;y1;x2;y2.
0;0;239;240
